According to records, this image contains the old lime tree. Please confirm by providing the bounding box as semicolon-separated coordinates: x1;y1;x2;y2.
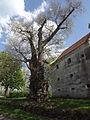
7;0;83;102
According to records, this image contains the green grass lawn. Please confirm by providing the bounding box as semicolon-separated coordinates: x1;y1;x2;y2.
0;96;26;101
0;97;90;119
48;98;90;109
0;96;90;109
0;104;56;120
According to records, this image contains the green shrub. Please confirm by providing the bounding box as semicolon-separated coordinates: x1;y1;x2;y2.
9;91;29;98
48;89;52;98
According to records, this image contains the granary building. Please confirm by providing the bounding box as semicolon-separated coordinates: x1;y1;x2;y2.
50;32;90;98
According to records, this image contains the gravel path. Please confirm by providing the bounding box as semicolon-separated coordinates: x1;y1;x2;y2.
0;115;13;120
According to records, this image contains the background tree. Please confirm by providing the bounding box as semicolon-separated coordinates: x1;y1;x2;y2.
22;68;30;88
7;0;83;102
0;52;25;96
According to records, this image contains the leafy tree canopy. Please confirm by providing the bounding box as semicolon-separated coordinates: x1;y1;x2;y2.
0;52;25;92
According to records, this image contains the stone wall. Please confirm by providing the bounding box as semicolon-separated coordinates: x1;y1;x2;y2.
50;40;90;98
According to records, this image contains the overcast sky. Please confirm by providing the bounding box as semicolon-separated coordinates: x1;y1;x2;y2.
0;0;90;51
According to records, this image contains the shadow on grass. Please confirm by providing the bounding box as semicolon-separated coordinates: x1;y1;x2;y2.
0;105;55;120
0;97;90;120
48;98;90;109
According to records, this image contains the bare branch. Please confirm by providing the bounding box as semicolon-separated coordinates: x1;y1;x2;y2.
14;58;26;63
59;27;68;29
38;19;46;46
13;45;30;62
43;8;75;46
38;19;46;60
15;26;37;59
25;61;31;70
16;26;31;34
27;32;37;58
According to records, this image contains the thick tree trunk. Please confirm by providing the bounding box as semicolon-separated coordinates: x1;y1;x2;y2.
29;61;49;102
4;85;9;96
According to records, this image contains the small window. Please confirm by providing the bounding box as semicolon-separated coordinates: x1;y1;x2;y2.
71;88;75;90
68;58;71;64
87;84;90;88
70;74;73;78
57;78;60;81
56;64;59;69
58;88;61;91
81;54;84;58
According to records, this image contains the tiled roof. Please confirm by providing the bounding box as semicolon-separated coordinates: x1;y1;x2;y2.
51;32;90;65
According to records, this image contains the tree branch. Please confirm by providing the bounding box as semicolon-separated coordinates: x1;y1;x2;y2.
59;27;67;29
13;46;30;62
27;33;37;59
43;8;75;46
38;19;46;60
25;61;31;70
17;27;31;34
38;19;46;44
16;26;37;60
